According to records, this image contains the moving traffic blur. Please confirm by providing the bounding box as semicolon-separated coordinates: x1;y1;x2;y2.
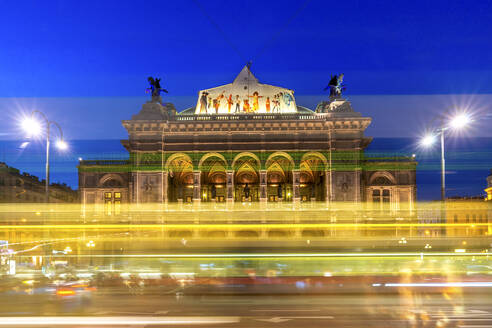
0;202;491;327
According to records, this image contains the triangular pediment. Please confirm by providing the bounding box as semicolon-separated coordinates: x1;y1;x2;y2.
300;161;313;174
208;161;226;174
267;162;285;175
237;162;256;173
233;65;258;84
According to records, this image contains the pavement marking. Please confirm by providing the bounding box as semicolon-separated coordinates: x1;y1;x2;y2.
0;316;240;326
155;310;170;314
251;309;321;312
254;316;334;323
385;282;492;287
446;319;492;322
94;311;167;315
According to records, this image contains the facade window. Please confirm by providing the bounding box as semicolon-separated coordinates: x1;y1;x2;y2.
466;214;469;223
372;189;380;203
372;188;391;209
454;215;458;223
382;189;390;203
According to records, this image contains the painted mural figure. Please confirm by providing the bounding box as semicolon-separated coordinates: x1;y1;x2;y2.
214;93;224;114
226;94;233;113
249;91;263;112
243;99;250;112
207;96;213;112
283;92;294;107
234;95;241;113
272;95;280;113
265;97;271;112
199;91;209;113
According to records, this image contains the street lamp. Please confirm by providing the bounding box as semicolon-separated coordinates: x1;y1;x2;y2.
21;111;67;203
86;240;95;267
420;112;472;201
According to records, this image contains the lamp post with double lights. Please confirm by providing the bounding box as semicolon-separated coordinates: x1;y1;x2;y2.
420;112;472;233
22;110;68;203
420;113;472;201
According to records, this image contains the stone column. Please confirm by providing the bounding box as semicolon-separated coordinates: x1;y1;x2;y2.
292;170;301;203
192;171;201;204
259;170;267;203
226;170;234;203
162;171;168;203
325;170;331;205
355;169;361;203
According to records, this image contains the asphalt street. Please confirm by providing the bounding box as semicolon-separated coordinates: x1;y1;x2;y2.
1;287;492;327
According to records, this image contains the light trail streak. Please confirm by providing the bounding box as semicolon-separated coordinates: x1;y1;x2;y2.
0;223;490;229
17;251;490;258
0;316;241;326
383;282;492;287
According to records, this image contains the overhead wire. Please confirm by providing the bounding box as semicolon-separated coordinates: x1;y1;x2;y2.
190;0;312;68
253;0;312;61
191;0;246;63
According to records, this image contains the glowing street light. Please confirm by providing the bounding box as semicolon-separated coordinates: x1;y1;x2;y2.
420;134;437;147
449;113;471;130
420;112;472;201
86;240;95;267
56;140;68;150
21;111;67;202
21;117;41;137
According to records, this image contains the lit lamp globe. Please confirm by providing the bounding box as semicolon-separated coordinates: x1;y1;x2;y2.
449;114;471;130
420;134;436;148
56;140;68;150
22;117;41;137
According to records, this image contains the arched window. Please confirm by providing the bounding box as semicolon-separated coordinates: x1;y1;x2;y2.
373;177;393;185
102;179;123;187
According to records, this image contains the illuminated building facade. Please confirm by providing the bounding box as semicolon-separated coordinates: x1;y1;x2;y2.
486;169;492;201
78;67;416;207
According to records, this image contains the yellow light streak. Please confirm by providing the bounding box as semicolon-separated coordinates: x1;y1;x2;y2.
0;223;489;230
19;252;489;258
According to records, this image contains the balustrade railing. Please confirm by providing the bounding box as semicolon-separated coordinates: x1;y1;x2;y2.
79;159;129;166
175;113;326;121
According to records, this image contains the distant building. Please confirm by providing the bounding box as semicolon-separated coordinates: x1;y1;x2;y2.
78;66;417;208
0;162;78;203
486;169;492;201
445;197;490;237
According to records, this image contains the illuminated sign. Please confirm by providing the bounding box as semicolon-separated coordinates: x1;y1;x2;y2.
195;66;296;115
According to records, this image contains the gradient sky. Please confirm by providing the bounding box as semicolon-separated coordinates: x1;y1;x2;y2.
1;0;492;140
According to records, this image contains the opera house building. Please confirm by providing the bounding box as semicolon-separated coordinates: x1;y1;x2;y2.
78;67;416;209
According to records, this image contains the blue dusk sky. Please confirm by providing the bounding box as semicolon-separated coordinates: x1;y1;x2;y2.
1;0;492;140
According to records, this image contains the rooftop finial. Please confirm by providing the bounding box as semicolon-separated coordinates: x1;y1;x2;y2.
324;74;346;100
146;76;169;104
